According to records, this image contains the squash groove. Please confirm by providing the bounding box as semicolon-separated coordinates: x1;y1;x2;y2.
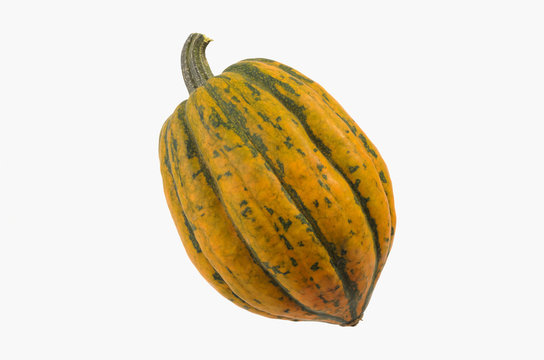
249;62;396;314
225;64;384;307
170;105;332;322
221;65;382;314
264;59;397;250
225;61;395;310
203;83;360;321
279;62;396;249
182;100;348;325
161;118;292;320
208;73;378;321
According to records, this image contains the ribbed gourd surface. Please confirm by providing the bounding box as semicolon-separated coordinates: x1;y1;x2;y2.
159;59;395;326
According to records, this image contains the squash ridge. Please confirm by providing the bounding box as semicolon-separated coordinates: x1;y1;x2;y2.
290;71;396;253
161;116;289;319
183;98;348;324
276;73;395;315
172;105;324;321
223;63;385;320
203;82;358;322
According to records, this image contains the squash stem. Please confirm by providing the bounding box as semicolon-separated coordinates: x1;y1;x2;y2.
181;33;214;94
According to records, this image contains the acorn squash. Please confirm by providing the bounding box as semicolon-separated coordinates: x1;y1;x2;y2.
159;33;396;326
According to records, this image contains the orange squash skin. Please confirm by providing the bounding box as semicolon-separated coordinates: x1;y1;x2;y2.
159;57;396;326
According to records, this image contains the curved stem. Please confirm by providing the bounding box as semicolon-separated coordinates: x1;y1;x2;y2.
181;33;214;94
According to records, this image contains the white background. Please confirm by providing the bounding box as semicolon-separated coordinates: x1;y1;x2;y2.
1;1;543;359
